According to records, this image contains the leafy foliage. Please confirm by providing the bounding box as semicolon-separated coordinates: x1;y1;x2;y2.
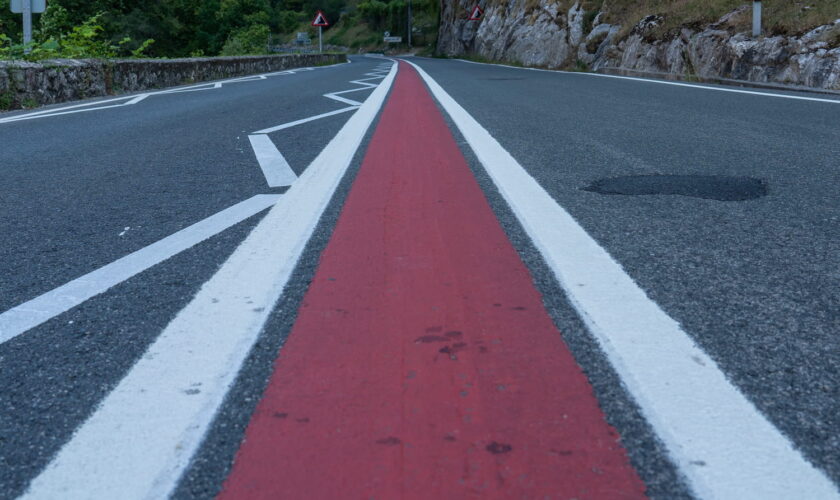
0;12;154;60
0;0;440;59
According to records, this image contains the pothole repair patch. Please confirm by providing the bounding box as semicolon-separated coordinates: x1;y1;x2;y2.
583;175;768;201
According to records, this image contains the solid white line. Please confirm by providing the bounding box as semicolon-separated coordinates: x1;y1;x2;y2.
405;59;840;499
0;101;135;123
0;194;282;345
323;93;363;106
455;58;840;104
0;63;345;125
247;134;298;187
252;106;358;134
125;94;149;105
22;61;398;500
0;96;137;123
331;86;375;95
354;76;386;83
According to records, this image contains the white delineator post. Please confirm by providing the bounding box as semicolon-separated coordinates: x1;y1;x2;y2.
752;0;762;37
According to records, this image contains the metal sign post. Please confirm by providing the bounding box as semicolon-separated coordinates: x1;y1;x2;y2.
11;0;46;50
752;0;762;37
22;0;32;48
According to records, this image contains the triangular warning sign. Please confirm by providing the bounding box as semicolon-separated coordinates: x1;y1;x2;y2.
311;10;330;26
469;5;483;20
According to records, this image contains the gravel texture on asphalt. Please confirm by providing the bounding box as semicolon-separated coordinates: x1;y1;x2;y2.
411;57;840;488
0;56;386;498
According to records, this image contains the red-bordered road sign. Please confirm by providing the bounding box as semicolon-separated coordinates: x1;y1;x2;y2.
468;5;483;20
311;10;329;26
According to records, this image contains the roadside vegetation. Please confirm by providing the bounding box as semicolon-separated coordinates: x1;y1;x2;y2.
0;0;438;61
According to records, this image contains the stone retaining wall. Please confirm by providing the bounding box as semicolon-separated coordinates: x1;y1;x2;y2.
0;53;346;110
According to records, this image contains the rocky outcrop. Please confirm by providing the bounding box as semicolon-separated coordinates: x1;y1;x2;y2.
0;53;346;110
437;1;840;90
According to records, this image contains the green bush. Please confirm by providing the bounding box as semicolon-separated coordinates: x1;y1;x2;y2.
220;24;270;55
0;13;154;61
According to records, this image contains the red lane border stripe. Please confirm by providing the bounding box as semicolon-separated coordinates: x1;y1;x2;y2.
219;62;646;499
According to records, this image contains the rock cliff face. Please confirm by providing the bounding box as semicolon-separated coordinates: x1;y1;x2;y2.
437;1;840;90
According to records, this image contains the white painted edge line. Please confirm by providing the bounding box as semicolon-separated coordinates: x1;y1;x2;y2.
405;59;840;499
0;63;344;124
252;105;358;134
0;101;138;123
247;134;298;187
0;95;138;123
454;58;840;104
22;61;398;500
125;94;149;105
0;194;282;345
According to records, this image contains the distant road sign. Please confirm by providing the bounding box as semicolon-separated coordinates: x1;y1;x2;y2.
10;0;45;13
383;36;402;43
468;5;483;20
311;10;329;26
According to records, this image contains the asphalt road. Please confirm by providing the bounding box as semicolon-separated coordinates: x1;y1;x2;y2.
410;56;840;487
0;57;379;498
0;55;837;499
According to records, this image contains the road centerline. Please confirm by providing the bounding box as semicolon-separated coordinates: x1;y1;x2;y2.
218;61;646;499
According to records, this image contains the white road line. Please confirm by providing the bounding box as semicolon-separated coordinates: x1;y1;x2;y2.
0;194;281;345
405;59;840;499
247;134;298;187
252;106;358;134
0;101;138;123
455;58;840;104
0;96;137;123
0;64;343;125
125;94;149;105
22;61;397;500
323;93;363;106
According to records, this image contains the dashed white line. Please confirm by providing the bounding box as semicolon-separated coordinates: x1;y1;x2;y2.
0;194;282;345
21;61;397;500
406;59;840;499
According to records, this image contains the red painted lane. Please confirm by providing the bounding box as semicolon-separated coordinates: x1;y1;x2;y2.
219;62;646;499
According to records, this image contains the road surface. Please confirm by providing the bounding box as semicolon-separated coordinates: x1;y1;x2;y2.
0;55;838;499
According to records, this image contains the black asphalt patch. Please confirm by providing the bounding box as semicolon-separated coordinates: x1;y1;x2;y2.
584;175;768;201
